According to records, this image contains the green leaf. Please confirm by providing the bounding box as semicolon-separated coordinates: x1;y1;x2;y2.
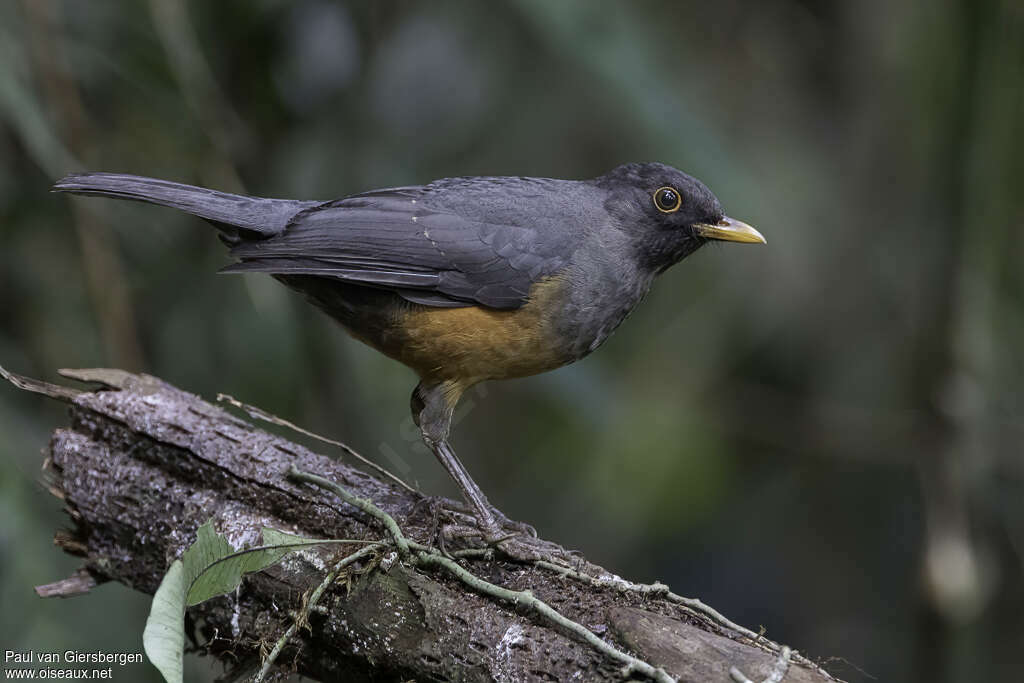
180;521;233;605
143;559;186;683
261;527;314;546
186;527;329;605
143;521;330;683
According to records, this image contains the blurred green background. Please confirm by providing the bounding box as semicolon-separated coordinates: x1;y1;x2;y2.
1;0;1021;681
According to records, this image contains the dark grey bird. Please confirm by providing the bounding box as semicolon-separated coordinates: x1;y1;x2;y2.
54;162;764;556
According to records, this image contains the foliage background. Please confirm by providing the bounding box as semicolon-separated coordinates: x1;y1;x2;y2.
1;1;1021;681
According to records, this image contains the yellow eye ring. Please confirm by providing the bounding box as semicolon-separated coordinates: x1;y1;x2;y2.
653;186;682;213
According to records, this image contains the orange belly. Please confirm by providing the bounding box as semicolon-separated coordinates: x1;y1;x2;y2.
387;276;572;385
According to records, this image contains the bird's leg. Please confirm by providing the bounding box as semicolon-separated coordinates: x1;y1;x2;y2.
412;381;501;537
411;381;573;563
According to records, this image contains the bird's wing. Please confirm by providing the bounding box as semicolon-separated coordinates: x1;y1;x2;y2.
221;180;579;309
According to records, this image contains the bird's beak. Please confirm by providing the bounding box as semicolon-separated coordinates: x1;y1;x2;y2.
693;216;766;244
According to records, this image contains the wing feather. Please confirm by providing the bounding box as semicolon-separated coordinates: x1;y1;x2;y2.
224;178;583;309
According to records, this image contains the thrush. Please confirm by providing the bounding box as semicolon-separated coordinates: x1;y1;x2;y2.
54;162;764;556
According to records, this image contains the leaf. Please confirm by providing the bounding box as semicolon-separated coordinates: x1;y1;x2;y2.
186;527;328;605
261;527;313;546
142;559;186;683
143;521;331;683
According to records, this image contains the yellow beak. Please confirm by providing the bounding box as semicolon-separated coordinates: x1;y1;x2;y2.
694;216;766;244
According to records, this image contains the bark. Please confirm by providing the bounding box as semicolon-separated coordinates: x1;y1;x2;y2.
5;366;840;683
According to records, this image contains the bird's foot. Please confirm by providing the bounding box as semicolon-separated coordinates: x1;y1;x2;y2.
410;495;538;541
486;505;539;539
409;495;573;564
440;521;575;566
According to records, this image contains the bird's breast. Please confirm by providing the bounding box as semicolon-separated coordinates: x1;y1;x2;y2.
546;254;655;361
393;275;577;384
280;261;653;389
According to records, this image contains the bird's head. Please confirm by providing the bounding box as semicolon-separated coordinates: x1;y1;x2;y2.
596;162;764;274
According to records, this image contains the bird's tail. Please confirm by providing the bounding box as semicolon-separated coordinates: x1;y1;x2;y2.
53;172;319;239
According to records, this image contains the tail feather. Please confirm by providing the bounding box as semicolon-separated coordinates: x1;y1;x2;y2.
53;172;320;237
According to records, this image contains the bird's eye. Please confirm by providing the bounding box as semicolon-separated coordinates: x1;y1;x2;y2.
653;186;682;213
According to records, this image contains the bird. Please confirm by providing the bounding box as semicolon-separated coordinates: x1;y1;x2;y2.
54;162;764;557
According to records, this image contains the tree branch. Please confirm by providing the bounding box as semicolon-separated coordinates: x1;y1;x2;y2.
5;366;841;683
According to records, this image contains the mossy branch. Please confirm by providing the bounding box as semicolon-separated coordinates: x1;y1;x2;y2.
3;365;840;683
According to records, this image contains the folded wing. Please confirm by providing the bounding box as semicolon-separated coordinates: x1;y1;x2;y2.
222;181;575;310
